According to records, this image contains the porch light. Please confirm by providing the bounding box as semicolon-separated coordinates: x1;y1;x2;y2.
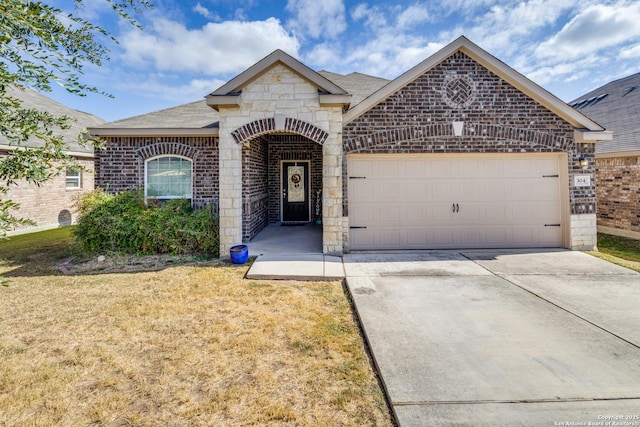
578;155;588;169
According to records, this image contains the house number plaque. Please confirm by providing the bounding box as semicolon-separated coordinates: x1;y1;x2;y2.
574;175;591;187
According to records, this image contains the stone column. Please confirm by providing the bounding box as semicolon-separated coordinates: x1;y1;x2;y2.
218;122;243;259
322;113;344;255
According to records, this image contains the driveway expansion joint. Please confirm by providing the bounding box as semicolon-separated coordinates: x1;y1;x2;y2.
496;272;640;351
392;397;640;406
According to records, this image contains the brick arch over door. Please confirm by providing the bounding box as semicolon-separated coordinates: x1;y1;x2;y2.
135;142;201;160
231;117;329;145
343;123;573;153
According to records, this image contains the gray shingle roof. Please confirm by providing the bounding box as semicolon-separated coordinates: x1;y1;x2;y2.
104;99;219;129
570;72;640;154
0;85;105;155
96;70;390;130
318;71;390;107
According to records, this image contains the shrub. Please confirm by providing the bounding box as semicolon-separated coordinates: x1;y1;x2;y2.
73;189;219;257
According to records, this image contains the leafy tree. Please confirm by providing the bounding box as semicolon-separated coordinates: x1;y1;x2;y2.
0;0;151;234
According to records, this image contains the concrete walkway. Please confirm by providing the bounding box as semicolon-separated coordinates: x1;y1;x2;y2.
245;224;345;280
344;250;640;426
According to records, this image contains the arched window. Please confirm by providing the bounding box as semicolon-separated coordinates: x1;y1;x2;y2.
145;156;192;201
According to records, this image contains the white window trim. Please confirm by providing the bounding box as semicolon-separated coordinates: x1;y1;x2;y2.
65;168;82;190
144;155;193;203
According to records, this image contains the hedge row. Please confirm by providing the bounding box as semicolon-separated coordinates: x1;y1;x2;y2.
73;189;219;256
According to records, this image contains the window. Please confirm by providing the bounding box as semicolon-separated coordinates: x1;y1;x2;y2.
66;169;81;189
145;156;192;201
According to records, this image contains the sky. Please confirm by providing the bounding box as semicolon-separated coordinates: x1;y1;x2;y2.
46;0;640;122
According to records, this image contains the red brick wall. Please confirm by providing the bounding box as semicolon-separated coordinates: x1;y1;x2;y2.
596;156;640;233
5;157;94;233
342;51;594;217
242;137;269;241
95;137;219;209
266;135;323;224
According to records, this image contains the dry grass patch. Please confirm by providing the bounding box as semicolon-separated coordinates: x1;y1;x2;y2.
0;230;392;426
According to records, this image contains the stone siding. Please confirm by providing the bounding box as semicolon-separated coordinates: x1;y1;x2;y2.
218;63;344;256
95;137;219;209
570;214;597;250
596;156;640;235
5;157;94;235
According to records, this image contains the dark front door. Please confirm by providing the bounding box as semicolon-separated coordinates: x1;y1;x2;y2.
282;161;310;222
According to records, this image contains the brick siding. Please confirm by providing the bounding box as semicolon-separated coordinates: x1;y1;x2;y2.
596;156;640;233
4;156;94;233
242;137;269;241
266;135;323;225
342;51;594;217
95;136;219;209
232;117;328;145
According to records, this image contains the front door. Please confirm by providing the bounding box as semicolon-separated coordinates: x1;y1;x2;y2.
282;161;310;222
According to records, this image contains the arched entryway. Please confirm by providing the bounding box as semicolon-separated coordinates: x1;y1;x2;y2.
241;133;323;251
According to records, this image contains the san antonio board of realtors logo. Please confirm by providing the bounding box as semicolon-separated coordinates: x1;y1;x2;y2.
442;74;476;109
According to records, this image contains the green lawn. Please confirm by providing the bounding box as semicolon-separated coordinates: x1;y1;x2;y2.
589;233;640;273
596;233;640;262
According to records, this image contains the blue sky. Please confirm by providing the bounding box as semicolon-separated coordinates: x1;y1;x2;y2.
48;0;640;122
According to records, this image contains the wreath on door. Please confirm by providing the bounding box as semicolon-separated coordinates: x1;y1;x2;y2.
291;173;301;188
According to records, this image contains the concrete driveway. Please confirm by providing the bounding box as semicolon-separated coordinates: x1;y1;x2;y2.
344;250;640;426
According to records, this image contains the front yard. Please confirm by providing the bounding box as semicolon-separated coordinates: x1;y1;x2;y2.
589;233;640;272
0;228;392;426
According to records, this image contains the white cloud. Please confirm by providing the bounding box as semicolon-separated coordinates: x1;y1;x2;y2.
620;44;640;59
341;3;444;77
193;3;220;21
119;17;300;74
304;42;342;69
286;0;346;39
115;76;228;102
351;3;386;28
396;4;431;28
535;2;640;61
461;0;580;55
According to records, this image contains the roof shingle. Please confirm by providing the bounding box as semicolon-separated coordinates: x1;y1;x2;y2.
96;70;390;130
570;72;640;154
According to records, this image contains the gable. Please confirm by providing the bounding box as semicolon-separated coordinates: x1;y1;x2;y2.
207;50;351;111
344;36;605;135
342;51;577;154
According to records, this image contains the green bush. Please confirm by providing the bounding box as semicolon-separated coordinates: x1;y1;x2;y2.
73;189;219;257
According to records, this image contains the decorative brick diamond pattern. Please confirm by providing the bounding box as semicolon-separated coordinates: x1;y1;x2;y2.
443;75;475;108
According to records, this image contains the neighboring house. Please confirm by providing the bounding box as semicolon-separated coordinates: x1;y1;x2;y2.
1;85;105;235
569;73;640;239
90;36;610;257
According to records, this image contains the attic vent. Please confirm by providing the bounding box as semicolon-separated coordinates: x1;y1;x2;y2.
570;93;608;109
622;84;638;97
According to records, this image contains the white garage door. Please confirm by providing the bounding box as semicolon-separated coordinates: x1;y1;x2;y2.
348;154;564;250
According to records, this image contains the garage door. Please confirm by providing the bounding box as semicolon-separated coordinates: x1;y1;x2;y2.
348;154;564;250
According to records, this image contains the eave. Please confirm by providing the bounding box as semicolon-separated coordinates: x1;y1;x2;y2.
88;128;219;137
